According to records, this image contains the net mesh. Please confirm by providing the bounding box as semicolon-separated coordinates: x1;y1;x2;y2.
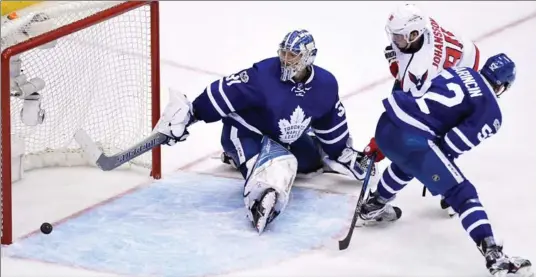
1;1;155;244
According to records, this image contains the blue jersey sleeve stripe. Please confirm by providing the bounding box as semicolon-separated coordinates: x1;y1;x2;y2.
387;95;437;137
315;129;349;145
452;127;476;149
312;119;347;134
228;113;262;135
444;129;471;152
444;133;465;155
218;78;236;113
206;84;227;117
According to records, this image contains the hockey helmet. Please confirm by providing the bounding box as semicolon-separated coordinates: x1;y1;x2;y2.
278;29;317;82
385;4;429;49
480;53;516;97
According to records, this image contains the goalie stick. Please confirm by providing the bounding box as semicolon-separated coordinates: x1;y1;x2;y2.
338;153;377;251
74;129;169;171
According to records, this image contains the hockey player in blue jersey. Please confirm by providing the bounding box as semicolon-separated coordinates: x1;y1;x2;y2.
154;30;374;234
360;53;532;276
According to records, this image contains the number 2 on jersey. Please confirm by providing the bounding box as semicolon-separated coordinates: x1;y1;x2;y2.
416;71;464;114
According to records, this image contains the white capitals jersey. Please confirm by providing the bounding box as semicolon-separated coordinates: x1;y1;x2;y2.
391;17;480;97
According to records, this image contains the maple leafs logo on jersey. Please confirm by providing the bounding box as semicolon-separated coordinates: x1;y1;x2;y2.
408;70;429;91
278;106;311;144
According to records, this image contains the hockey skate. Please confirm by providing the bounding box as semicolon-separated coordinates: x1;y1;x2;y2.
479;237;533;277
358;190;402;226
251;188;279;234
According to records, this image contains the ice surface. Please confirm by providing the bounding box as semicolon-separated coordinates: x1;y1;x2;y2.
3;172;354;277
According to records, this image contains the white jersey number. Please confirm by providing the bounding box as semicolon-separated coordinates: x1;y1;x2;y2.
416;71;464;114
442;28;464;69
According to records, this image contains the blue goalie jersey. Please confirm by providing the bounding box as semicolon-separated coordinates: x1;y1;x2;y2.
383;66;502;157
191;57;349;159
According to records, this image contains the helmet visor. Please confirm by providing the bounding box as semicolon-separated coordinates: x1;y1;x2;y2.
385;26;409;49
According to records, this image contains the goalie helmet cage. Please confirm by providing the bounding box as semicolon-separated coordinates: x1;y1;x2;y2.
0;1;161;245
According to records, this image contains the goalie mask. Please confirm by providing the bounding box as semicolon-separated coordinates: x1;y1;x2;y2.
278;29;317;82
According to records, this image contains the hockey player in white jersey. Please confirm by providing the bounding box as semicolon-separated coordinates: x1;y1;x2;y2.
384;3;480;96
365;4;482;214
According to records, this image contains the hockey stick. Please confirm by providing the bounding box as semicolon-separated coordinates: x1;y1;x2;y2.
338;153;377;251
74;129;169;171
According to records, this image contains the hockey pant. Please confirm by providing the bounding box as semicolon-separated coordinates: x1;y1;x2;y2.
374;112;494;244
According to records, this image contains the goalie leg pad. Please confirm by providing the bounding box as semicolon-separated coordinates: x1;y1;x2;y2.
243;136;298;231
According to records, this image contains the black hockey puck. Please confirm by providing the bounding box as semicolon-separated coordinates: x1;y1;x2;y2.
40;222;53;234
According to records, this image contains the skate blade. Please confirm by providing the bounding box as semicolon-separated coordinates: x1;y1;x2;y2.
493;269;508;277
492;265;534;277
255;192;277;234
514;265;534;277
354;218;396;228
255;219;267;234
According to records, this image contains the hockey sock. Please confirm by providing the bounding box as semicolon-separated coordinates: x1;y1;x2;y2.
376;163;413;201
444;181;494;243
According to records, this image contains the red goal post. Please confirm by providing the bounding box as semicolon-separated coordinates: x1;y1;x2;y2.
1;1;161;245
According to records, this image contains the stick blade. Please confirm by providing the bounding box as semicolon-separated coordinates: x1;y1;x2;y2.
338;215;358;250
338;239;350;250
95;132;168;171
74;129;103;165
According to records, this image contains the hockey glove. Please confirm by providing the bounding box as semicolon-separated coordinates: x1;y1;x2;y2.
155;88;197;146
363;137;385;162
385;45;399;79
332;147;376;180
384;45;396;64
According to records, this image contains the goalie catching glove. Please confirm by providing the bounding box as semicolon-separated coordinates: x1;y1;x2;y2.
154;88;197;146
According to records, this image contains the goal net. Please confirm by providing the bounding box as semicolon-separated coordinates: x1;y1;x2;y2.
0;1;161;245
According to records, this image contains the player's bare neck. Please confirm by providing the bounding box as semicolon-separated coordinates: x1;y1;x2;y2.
400;35;424;54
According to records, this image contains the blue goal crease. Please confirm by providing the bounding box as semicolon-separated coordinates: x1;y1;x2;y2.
3;171;355;277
